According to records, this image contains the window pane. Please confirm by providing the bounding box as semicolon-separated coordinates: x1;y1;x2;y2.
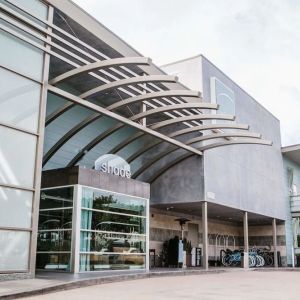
80;254;146;271
0;68;40;133
0;230;30;271
40;187;74;209
0;126;37;188
81;210;146;234
0;27;44;81
38;209;73;230
79;187;148;272
0;186;32;229
80;232;146;253
36;253;71;271
6;0;48;21
37;187;74;272
82;188;146;216
37;230;72;252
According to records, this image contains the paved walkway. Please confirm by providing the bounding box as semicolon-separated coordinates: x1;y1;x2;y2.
0;268;227;299
20;270;300;300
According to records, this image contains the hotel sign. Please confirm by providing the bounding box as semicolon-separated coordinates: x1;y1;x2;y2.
94;154;131;178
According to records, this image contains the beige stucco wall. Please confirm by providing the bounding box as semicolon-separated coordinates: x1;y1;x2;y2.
150;210;287;264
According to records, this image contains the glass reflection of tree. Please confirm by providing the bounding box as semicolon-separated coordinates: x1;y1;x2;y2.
93;194;145;215
93;195;116;210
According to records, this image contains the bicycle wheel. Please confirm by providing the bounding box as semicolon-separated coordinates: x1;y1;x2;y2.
249;255;256;267
256;255;264;267
222;254;231;267
264;254;273;266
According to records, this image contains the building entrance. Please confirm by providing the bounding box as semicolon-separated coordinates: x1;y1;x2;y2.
37;166;150;273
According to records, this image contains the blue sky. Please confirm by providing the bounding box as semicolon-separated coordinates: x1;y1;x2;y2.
74;0;300;146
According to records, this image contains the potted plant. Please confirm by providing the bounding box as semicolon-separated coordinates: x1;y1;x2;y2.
184;239;193;267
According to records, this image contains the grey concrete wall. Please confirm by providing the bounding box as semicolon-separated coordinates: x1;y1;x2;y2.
160;56;286;221
201;56;286;220
150;156;204;205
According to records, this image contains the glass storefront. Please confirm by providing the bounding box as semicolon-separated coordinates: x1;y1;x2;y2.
79;187;147;271
36;185;148;272
36;187;74;271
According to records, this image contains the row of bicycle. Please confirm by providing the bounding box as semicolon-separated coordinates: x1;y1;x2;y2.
220;248;274;267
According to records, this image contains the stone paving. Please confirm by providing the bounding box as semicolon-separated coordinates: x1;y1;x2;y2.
20;270;300;300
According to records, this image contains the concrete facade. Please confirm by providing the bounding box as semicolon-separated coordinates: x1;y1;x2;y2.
161;55;286;220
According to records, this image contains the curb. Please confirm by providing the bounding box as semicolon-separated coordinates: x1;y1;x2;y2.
0;269;227;300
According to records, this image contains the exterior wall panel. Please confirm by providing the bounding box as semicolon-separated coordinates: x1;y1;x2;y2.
0;0;49;278
201;56;286;220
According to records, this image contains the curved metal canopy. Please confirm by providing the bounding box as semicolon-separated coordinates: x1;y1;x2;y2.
1;0;274;185
45;89;202;127
109;123;250;155
79;75;178;99
132;138;273;181
131;135;267;179
50;57;152;85
146;139;273;183
125;128;255;164
43;102;218;166
129;103;218;121
106;90;201;111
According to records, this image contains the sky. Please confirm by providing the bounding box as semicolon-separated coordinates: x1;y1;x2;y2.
73;0;300;146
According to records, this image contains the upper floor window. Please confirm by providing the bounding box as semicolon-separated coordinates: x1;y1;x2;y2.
210;77;235;121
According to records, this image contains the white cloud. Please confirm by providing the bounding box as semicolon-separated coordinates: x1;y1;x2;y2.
74;0;300;146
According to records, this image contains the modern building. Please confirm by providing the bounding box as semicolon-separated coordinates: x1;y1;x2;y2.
157;55;286;266
0;0;288;280
282;144;300;266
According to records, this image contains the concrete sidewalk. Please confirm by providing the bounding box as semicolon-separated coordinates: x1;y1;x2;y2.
19;270;300;300
0;268;229;300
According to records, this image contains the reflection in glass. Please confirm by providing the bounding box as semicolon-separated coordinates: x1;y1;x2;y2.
80;187;147;271
81;210;145;234
80;231;146;253
36;253;71;271
38;209;73;230
82;189;146;216
39;187;73;209
80;254;145;271
37;230;72;252
37;187;74;271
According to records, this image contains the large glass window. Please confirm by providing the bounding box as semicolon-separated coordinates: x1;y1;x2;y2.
0;186;33;229
0;230;30;271
0;24;44;81
5;0;48;21
80;187;147;271
36;187;74;271
0;68;41;133
0;126;37;188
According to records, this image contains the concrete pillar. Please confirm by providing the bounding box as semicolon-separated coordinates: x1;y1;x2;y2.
202;201;208;270
273;218;278;268
243;211;249;268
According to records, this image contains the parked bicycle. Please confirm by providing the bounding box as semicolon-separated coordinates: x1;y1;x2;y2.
220;247;274;268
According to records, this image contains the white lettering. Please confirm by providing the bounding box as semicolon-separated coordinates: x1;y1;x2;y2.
100;162;107;172
95;154;131;178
